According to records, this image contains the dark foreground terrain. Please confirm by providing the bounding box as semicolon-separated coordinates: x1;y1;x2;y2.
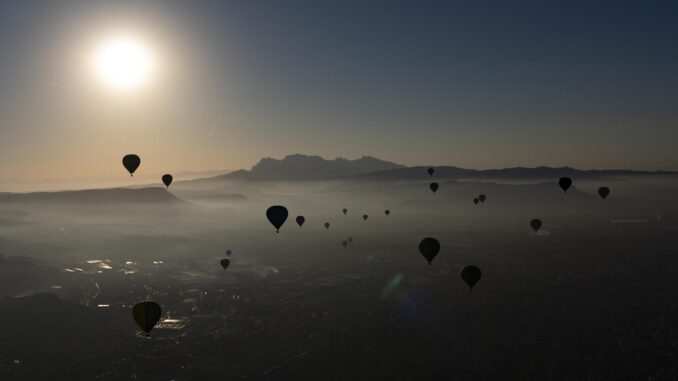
1;173;678;380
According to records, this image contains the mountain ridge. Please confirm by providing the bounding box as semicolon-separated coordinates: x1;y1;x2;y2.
196;154;405;181
183;154;677;183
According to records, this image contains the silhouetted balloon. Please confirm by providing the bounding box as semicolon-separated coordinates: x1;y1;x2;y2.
418;237;440;265
266;205;288;233
348;237;353;243
384;209;390;216
324;222;330;229
342;208;348;215
342;240;348;247
429;182;439;193
427;167;434;176
226;249;232;257
220;258;230;269
559;177;572;193
598;186;610;199
161;174;173;188
296;215;305;227
362;214;368;221
132;301;161;336
530;218;542;232
473;198;479;205
122;154;141;176
478;194;486;203
460;265;482;291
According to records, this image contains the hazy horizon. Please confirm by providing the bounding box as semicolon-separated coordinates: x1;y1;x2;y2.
4;152;678;193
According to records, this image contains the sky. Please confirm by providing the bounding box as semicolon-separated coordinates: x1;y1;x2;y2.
1;0;677;188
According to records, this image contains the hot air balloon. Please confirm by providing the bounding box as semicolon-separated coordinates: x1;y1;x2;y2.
122;154;141;176
429;182;439;193
324;222;330;229
598;187;610;199
226;249;232;257
342;241;348;247
342;208;348;215
161;174;173;188
559;177;572;193
530;218;542;233
478;194;486;203
427;167;435;176
296;215;305;227
473;198;479;205
362;214;368;221
348;237;353;243
460;265;482;291
266;205;289;233
132;301;161;336
220;258;230;269
418;237;440;265
384;209;390;216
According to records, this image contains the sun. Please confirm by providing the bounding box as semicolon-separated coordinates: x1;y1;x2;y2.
93;37;153;90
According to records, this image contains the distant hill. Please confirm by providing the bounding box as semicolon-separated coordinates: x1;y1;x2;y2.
197;154;405;181
351;165;677;182
0;187;187;204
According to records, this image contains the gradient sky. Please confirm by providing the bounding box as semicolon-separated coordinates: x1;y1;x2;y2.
1;0;677;187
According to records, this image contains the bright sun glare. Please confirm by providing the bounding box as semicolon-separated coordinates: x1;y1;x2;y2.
94;38;153;90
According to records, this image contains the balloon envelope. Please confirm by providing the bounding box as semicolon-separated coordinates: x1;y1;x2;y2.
559;177;573;193
429;182;439;193
460;265;482;291
266;205;289;233
342;241;348;247
427;167;434;176
342;208;348;215
132;301;161;335
161;174;173;188
473;198;479;205
226;249;232;257
530;218;542;232
418;237;440;265
384;209;390;216
122;154;141;176
348;237;353;243
324;222;330;229
362;214;368;221
295;215;305;227
478;194;486;202
598;186;610;199
220;258;230;269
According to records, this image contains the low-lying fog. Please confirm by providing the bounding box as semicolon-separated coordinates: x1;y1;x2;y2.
1;174;678;379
